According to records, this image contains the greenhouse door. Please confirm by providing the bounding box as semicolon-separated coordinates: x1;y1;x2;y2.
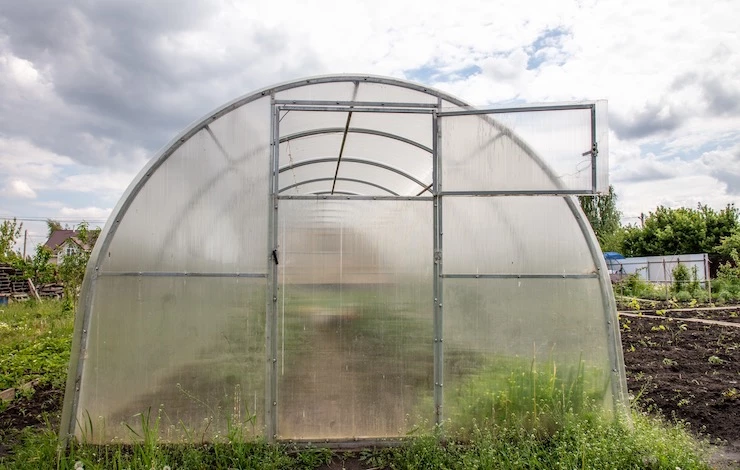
267;100;437;441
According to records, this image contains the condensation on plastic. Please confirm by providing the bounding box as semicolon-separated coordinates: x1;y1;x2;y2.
443;277;613;428
75;277;265;443
275;199;433;439
440;109;597;192
100;99;270;274
443;197;596;274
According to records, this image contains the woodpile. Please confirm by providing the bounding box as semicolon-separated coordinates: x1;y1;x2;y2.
0;263;63;302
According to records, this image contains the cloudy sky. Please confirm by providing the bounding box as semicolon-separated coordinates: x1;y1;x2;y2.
1;0;738;251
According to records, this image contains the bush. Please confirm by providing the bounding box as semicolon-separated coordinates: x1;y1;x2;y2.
672;264;690;293
675;290;692;302
616;273;656;298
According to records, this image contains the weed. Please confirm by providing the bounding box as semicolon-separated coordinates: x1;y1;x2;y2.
662;358;678;366
707;356;724;365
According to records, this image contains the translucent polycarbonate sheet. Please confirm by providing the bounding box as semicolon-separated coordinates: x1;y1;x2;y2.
276;199;433;439
353;81;438;105
100;99;270;274
443;197;596;274
75;276;265;443
275;81;357;102
443;278;613;430
350;112;433;153
278;111;349;141
440;108;598;192
336;161;429;196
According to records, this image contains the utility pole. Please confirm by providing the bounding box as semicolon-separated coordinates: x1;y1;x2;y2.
23;229;27;259
639;212;645;228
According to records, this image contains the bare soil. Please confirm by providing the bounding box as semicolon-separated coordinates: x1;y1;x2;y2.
620;308;740;468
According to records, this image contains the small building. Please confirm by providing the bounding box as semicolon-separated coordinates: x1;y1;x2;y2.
43;230;90;265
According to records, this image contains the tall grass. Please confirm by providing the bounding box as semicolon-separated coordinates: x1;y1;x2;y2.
445;355;609;439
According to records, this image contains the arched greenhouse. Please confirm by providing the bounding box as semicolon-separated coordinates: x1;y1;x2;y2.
60;75;627;445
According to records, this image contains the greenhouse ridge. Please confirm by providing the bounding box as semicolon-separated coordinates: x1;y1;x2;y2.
60;75;626;445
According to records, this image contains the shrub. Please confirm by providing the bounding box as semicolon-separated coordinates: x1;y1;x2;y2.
672;264;690;293
675;290;692;302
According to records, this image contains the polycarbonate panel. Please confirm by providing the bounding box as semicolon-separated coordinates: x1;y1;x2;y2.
443;278;613;429
341;132;431;179
276;199;433;439
100;99;270;274
443;197;596;274
336;161;429;196
279;134;345;167
278;111;349;140
76;276;265;443
351;112;432;152
353;81;438;104
275;81;357;102
440;109;598;192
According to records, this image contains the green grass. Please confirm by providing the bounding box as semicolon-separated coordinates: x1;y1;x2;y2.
0;300;73;395
0;300;714;469
2;410;712;469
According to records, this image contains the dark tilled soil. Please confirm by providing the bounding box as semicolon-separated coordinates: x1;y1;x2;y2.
620;313;740;444
0;383;63;456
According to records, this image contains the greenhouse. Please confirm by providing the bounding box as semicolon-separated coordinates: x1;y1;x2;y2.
60;75;627;445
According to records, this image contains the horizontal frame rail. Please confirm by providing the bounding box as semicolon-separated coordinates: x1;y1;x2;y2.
274;99;438;108
440;190;599;196
278;195;433;201
97;271;267;278
437;103;595;117
441;273;598;279
278;105;435;114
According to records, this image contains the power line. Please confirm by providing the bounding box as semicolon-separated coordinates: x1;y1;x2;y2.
0;216;107;223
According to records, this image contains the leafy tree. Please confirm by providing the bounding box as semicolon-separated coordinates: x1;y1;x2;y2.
58;222;101;305
622;204;739;278
622;206;708;257
579;185;623;251
46;218;64;236
0;218;23;262
13;245;58;285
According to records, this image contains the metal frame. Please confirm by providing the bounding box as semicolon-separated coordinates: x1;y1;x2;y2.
279;157;432;194
279;127;432;153
280;177;400;196
59;74;625;448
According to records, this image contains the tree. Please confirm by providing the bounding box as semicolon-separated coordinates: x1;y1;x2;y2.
46;219;63;236
58;222;101;305
579;185;623;251
621;204;739;276
0;218;23;262
622;206;708;257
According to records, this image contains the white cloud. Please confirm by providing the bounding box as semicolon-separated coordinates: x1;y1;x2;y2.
0;0;738;226
59;206;112;220
5;179;37;199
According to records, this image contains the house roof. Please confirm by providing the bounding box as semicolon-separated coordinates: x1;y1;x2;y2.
44;230;80;251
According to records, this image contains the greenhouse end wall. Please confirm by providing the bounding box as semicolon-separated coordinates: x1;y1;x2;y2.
60;75;626;445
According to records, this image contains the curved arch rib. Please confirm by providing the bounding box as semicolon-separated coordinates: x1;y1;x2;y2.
280;177;400;196
279;157;431;193
279;127;433;154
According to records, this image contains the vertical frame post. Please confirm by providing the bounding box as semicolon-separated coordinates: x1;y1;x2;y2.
266;98;280;442
432;98;444;427
590;103;598;194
